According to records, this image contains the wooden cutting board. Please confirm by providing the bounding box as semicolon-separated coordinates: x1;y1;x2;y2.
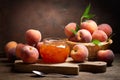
13;58;107;75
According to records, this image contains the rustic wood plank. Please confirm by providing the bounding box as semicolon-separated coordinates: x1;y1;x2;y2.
79;61;107;73
13;58;107;74
13;59;79;75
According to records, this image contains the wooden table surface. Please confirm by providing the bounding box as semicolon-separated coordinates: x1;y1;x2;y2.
0;53;120;80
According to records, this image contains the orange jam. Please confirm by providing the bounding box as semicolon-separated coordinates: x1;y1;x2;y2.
40;38;70;63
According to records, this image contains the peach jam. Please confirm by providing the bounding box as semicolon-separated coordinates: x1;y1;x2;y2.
40;37;70;63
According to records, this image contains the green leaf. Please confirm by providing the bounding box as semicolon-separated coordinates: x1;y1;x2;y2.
92;39;101;46
71;29;77;35
80;3;95;23
82;3;91;17
75;24;80;32
83;14;95;19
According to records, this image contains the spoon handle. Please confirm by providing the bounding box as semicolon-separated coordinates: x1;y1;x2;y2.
32;70;77;78
44;73;75;78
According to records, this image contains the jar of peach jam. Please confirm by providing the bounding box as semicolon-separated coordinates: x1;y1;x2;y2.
40;37;70;63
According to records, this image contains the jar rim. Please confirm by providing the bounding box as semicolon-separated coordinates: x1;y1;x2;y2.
43;37;64;44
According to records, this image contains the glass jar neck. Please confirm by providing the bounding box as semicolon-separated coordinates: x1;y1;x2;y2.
43;37;64;44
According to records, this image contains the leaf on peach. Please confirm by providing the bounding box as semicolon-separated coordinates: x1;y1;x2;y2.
80;3;95;23
92;39;102;46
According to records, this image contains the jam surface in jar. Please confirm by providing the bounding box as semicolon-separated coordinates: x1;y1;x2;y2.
40;38;70;63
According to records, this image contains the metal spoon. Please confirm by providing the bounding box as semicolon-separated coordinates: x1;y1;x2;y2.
32;70;77;78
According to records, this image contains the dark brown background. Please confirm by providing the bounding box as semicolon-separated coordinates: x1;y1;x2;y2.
0;0;120;56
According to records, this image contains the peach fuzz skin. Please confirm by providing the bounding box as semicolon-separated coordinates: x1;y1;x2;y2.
5;41;17;54
92;30;108;42
80;20;98;34
4;41;18;62
16;43;25;59
97;49;115;66
70;44;88;62
75;29;92;43
64;22;77;38
35;42;43;58
98;23;113;37
25;29;42;46
21;45;39;64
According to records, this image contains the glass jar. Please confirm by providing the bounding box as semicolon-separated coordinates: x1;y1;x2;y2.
40;37;70;63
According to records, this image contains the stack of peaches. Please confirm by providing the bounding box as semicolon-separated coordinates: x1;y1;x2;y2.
4;29;43;64
64;20;114;66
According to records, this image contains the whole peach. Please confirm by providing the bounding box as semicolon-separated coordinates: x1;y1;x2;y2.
98;23;113;37
75;29;92;42
4;41;17;62
6;47;17;62
21;45;39;63
4;41;17;54
35;42;43;50
70;44;89;62
97;49;115;66
16;43;25;59
35;41;43;58
80;20;98;34
64;22;77;38
92;30;108;42
25;29;42;46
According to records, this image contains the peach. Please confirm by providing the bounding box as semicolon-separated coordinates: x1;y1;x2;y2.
92;30;108;42
4;41;17;54
6;47;17;62
16;43;25;59
4;41;17;62
25;29;42;46
21;45;39;63
68;35;79;42
97;49;115;66
98;23;113;37
64;22;77;38
21;45;39;64
75;29;92;42
35;42;43;50
80;20;98;34
70;44;89;62
35;41;43;58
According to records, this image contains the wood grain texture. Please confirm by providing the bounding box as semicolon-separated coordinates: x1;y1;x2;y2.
13;58;79;75
13;58;107;74
79;61;107;73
